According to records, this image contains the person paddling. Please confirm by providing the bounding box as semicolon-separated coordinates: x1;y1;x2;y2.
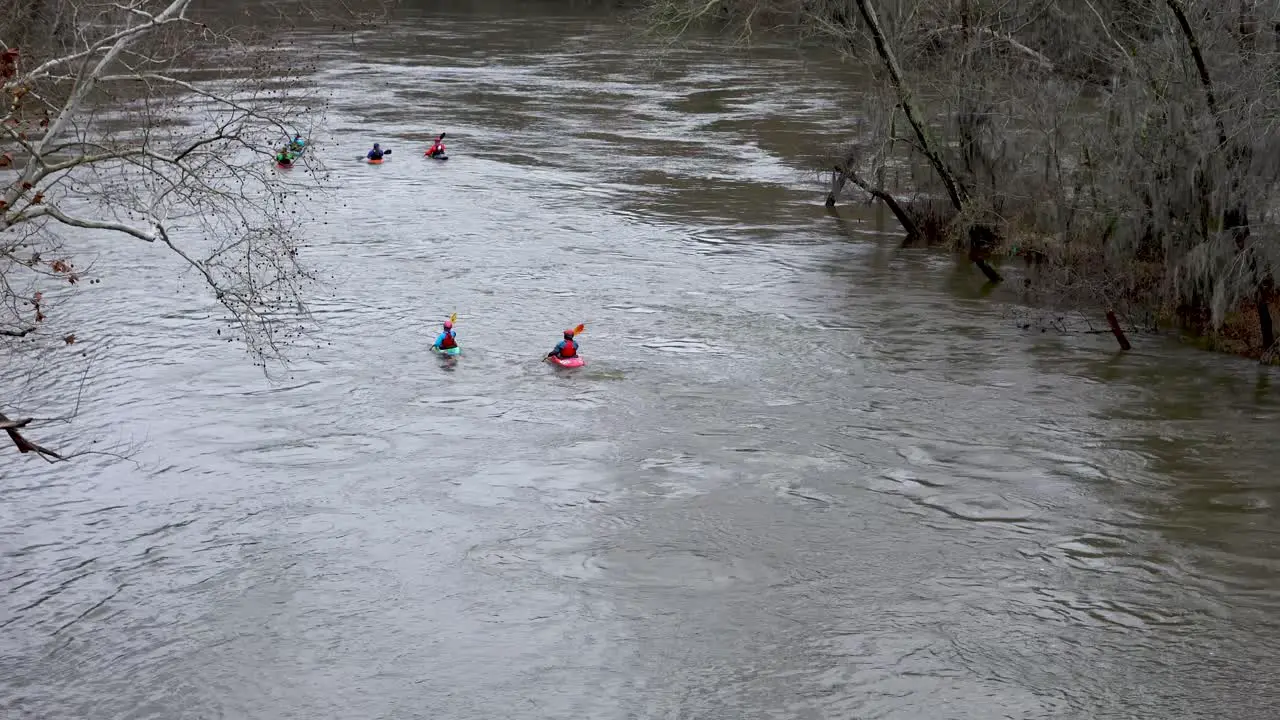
367;143;387;161
275;147;293;166
425;133;447;158
433;318;458;351
546;327;580;360
289;135;305;152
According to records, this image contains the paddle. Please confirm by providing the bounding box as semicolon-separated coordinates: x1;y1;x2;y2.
544;323;585;361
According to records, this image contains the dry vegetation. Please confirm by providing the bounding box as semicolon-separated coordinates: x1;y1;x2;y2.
647;0;1280;361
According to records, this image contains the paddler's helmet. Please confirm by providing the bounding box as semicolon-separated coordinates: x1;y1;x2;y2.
564;330;574;339
444;320;453;330
373;143;380;149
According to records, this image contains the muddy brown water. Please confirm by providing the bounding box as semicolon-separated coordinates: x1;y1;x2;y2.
3;4;1278;718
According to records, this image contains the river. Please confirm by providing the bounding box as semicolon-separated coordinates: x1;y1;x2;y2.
3;3;1279;718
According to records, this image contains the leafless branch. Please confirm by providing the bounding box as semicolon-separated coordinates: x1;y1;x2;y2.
0;410;65;461
0;0;385;458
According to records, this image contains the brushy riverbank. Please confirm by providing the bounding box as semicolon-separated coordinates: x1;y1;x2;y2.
646;0;1280;364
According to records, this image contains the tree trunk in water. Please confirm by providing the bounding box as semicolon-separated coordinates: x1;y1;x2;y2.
853;0;1002;283
853;0;968;212
826;165;846;207
1106;310;1132;351
1258;291;1275;356
968;225;1003;282
974;259;1001;284
842;167;922;239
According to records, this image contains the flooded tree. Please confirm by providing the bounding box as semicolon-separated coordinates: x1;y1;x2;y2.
647;0;1280;361
0;0;391;460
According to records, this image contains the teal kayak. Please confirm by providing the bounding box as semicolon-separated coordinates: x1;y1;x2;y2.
432;345;460;356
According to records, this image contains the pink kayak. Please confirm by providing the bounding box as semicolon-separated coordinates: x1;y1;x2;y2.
547;355;585;368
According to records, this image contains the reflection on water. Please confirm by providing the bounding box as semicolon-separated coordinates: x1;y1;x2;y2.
3;3;1278;719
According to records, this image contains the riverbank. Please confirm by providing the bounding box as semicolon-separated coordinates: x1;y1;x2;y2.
648;0;1280;365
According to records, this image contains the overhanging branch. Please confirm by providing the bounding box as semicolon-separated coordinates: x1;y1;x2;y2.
0;411;64;461
33;205;160;243
4;0;194;94
95;73;296;137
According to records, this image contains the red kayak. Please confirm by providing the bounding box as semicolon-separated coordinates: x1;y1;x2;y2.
547;356;584;368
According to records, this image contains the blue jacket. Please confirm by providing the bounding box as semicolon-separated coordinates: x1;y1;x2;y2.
367;148;383;159
433;330;457;348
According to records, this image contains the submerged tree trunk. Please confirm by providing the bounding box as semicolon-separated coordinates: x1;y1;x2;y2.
968;225;1003;283
850;0;1001;283
1106;310;1132;351
1258;291;1275;353
826;165;847;207
852;0;968;212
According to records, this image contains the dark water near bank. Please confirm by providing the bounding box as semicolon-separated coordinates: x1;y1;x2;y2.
3;4;1279;719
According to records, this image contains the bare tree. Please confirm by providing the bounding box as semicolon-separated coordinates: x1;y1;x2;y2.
1;0;391;459
649;0;1280;359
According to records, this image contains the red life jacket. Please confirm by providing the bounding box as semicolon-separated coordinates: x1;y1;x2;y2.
559;339;576;358
428;142;445;156
440;331;457;349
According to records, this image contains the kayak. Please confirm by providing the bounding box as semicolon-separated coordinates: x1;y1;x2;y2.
276;145;304;168
547;355;584;368
426;154;449;161
367;157;384;164
432;345;460;356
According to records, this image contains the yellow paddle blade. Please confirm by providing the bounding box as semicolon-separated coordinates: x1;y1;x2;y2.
449;312;457;324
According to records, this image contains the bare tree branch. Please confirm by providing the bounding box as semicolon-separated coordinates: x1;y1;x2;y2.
1;0;395;458
0;410;65;461
25;205;160;242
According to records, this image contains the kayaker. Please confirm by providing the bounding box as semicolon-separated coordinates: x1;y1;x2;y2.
275;148;293;165
433;319;458;351
425;133;446;158
289;135;305;152
546;329;578;360
367;143;385;161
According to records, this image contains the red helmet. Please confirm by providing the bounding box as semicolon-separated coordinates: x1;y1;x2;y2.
563;329;574;338
444;320;453;329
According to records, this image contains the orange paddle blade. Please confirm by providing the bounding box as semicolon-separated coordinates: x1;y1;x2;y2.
574;323;585;335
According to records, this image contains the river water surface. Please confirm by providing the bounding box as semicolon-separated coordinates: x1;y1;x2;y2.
4;4;1279;719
